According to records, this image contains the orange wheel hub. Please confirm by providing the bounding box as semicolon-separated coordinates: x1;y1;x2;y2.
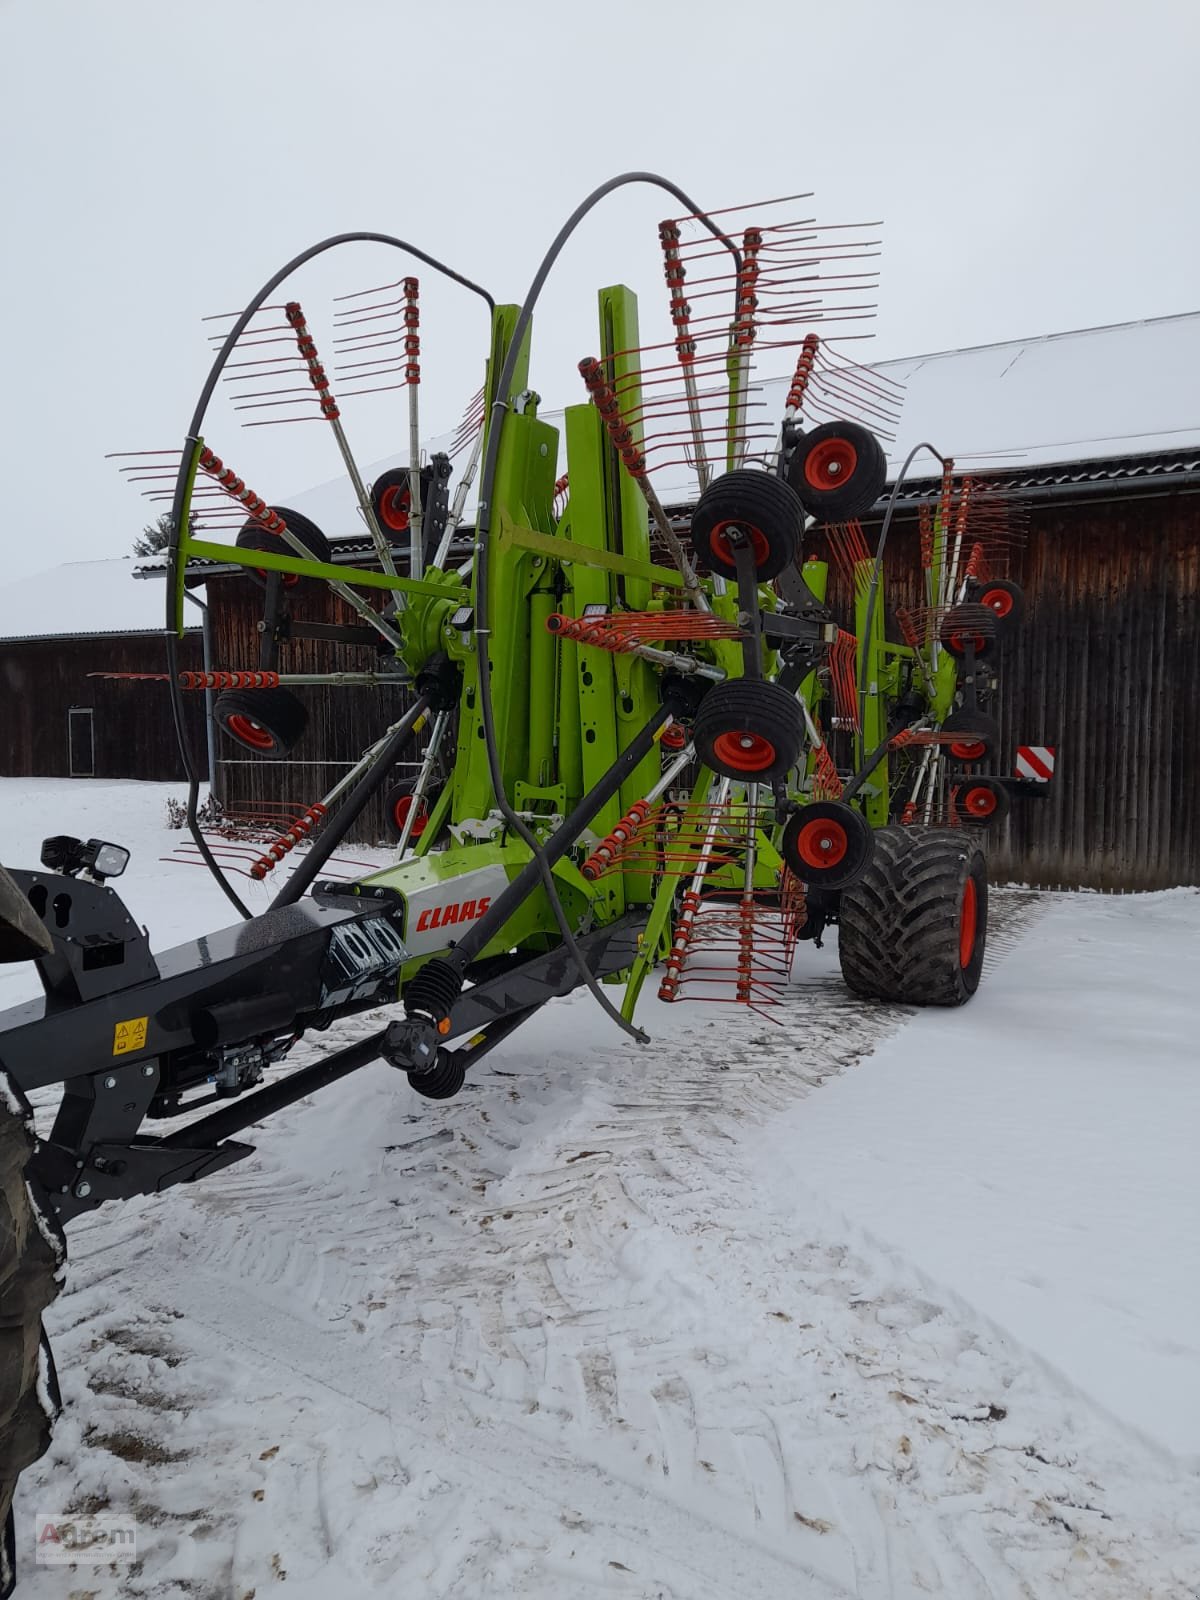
708;519;771;569
795;817;848;869
227;714;274;751
962;786;998;818
803;436;858;490
711;730;777;773
379;486;411;532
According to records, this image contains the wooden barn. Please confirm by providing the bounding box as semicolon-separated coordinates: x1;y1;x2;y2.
146;311;1200;891
0;559;207;782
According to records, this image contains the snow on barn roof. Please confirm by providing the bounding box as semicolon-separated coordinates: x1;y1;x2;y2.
132;309;1200;572
271;311;1200;533
0;558;197;643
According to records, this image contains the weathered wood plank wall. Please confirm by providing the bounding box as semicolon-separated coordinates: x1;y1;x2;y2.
206;488;1200;889
0;634;206;782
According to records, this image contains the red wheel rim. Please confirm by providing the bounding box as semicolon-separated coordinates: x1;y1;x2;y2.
711;730;777;773
379;486;411;532
393;794;428;837
803;436;858;491
795;818;848;870
959;876;978;968
708;519;771;569
949;631;987;654
980;587;1013;618
962;785;998;818
226;714;275;751
949;738;987;761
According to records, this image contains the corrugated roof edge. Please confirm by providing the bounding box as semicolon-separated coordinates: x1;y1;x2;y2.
139;444;1200;582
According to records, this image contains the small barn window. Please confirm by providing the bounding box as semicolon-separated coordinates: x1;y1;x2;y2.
68;707;94;778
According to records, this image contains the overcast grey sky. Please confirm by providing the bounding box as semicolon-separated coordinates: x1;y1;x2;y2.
1;0;1196;582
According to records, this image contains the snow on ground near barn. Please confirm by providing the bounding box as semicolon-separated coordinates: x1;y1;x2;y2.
2;779;1199;1598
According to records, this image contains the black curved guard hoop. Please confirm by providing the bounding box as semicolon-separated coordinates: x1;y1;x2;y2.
163;235;495;917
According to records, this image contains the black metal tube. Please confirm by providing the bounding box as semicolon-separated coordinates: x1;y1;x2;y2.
269;694;430;909
162;1027;389;1149
449;703;673;969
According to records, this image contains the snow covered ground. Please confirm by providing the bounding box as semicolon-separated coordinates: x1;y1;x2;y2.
2;779;1198;1598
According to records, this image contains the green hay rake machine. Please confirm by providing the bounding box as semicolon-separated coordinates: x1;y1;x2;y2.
0;174;1033;1590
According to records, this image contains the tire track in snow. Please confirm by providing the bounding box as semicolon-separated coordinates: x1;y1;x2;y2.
19;892;1200;1596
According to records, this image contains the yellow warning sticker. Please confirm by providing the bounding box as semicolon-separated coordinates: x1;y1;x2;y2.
112;1016;149;1057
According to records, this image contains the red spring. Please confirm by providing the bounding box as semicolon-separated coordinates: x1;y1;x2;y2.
900;800;918;824
402;277;420;385
578;357;647;480
894;605;919;649
937;459;956;549
546;611;739;646
580;799;654;881
658;887;701;1000
733;227;762;349
785;333;820;413
284;302;340;421
965;540;988;581
918;502;934;569
178;669;279;691
248;802;328;880
736;891;757;1001
889;728;920;750
197;448;287;533
812;742;843;800
828;630;860;730
658;220;695;363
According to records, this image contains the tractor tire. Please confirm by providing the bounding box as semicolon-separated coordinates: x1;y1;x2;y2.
690;470;803;581
838;826;987;1006
0;1086;65;1600
781;800;874;888
370;469;415;535
788;421;888;523
974;578;1025;635
236;506;331;586
215;687;308;756
954;776;1011;827
941;708;1000;766
693;679;804;783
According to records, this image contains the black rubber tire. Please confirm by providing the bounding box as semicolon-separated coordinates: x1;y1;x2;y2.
0;1083;65;1599
954;776;1012;827
214;687;308;755
236;506;331;585
973;578;1025;635
383;780;432;844
941;708;1000;766
693;679;804;783
370;469;415;534
407;1053;467;1101
781;800;875;888
788;421;888;522
690;470;803;581
838;826;988;1006
940;603;997;660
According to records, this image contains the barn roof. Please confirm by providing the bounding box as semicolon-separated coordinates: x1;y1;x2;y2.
133;309;1200;578
0;558;199;643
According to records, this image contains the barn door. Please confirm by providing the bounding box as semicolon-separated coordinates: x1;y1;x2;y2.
68;707;94;777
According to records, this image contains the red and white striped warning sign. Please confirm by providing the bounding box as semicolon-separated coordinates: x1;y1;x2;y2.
1014;745;1056;782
